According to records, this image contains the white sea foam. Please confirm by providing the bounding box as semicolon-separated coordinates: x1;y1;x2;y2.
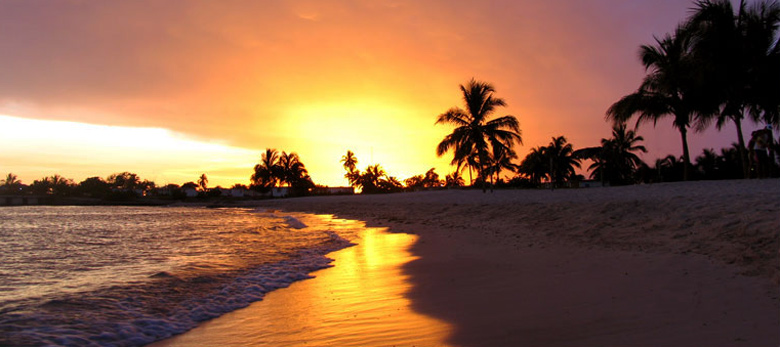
283;215;308;229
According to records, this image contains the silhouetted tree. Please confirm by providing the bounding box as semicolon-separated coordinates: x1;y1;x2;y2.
608;24;714;181
77;177;111;198
1;173;22;194
545;136;581;188
30;175;75;196
687;0;780;177
436;78;522;191
251;148;281;191
198;174;208;191
655;155;686;182
107;172;141;191
341;150;358;173
278;151;309;186
518;146;548;186
575;123;647;185
445;170;465;187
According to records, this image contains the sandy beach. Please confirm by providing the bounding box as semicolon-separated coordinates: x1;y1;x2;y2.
158;179;779;346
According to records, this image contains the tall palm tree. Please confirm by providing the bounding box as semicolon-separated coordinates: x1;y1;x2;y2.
197;174;208;191
341;150;358;173
436;79;522;191
687;0;780;177
744;1;780;127
252;148;281;189
608;25;714;180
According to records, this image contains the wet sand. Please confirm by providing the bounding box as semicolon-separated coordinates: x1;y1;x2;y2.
157;179;779;346
151;227;453;346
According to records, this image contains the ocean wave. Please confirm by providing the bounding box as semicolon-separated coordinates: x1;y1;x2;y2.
0;237;354;347
0;207;359;347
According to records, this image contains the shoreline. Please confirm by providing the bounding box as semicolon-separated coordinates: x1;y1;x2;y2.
255;179;780;282
246;179;779;345
151;224;454;346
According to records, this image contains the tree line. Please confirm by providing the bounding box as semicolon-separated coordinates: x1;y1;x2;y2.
431;0;780;190
0;172;250;200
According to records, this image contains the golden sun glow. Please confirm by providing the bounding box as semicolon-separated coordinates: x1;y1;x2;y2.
0;115;257;187
150;216;453;347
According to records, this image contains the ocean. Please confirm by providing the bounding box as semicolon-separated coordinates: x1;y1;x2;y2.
0;206;361;346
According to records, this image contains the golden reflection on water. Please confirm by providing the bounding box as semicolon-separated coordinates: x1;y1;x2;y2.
152;221;453;347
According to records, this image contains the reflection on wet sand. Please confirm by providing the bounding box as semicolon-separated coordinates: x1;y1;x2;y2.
152;226;453;346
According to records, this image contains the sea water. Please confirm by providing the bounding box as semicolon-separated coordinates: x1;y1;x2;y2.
0;206;360;346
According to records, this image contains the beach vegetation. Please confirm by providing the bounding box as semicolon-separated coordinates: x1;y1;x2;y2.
107;172;141;191
436;78;522;191
685;0;780;177
341;151;405;193
251;148;281;191
405;168;444;190
198;174;208;191
543;136;581;188
607;24;712;181
341;150;358;173
251;148;314;195
609;0;780;181
444;170;465;188
30;175;76;196
574;123;647;186
515;136;581;188
517;147;548;187
0;173;24;194
76;177;112;198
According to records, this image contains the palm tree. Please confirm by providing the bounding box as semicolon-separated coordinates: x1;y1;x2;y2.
488;144;519;185
696;148;721;179
2;173;18;186
607;25;714;181
518;146;548;186
687;0;780;177
545;136;581;188
278;151;309;187
445;170;465;187
576;123;647;185
743;1;780;127
1;173;22;194
252;148;281;189
197;174;208;191
655;154;686;182
341;150;358;173
359;164;386;194
436;79;522;191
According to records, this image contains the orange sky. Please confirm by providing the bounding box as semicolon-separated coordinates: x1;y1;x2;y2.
0;1;754;187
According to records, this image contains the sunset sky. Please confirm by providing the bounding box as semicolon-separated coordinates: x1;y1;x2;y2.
0;0;757;188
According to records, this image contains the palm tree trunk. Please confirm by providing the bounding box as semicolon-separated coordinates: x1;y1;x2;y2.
734;117;748;179
479;163;486;193
680;127;691;181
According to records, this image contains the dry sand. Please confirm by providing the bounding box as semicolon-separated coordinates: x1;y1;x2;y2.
252;179;779;346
